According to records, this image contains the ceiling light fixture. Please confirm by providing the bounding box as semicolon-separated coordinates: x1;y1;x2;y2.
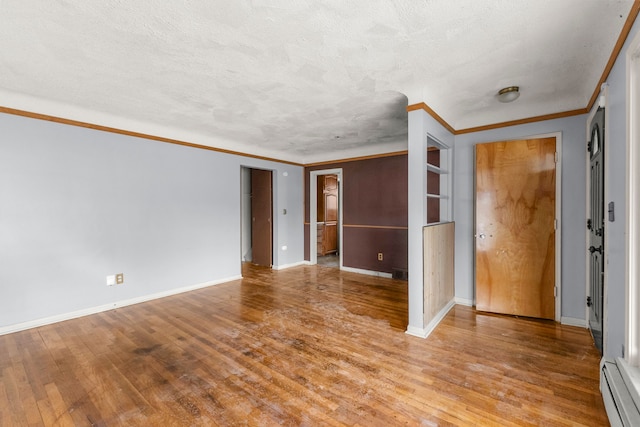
497;86;520;103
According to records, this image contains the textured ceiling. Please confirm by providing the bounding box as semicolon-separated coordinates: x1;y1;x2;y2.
0;1;634;164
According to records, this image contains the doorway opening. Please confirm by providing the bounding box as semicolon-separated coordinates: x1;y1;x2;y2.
240;167;273;268
309;169;343;268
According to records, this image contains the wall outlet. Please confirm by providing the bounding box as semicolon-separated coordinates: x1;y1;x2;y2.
378;252;383;261
115;273;124;285
106;275;116;286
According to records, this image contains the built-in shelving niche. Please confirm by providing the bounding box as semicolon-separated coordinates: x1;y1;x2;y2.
426;135;452;224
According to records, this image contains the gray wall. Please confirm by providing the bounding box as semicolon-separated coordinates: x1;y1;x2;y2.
0;113;304;329
240;167;252;262
453;115;588;321
598;15;640;359
451;15;640;358
452;15;640;359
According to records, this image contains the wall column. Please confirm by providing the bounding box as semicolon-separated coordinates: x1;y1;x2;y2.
407;108;429;336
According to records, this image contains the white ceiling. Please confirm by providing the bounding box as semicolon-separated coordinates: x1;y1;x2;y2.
0;1;634;164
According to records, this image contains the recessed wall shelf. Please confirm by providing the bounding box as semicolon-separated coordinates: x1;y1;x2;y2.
425;135;452;224
426;164;448;174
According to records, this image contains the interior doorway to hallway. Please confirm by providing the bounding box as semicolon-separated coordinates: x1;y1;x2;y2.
309;169;343;268
240;167;273;268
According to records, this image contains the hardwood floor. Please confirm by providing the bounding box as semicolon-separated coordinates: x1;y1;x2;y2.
0;264;608;426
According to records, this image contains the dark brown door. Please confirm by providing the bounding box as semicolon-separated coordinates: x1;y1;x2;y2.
475;137;556;319
251;169;272;267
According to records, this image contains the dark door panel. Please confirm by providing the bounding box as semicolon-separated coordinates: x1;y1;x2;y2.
588;107;605;354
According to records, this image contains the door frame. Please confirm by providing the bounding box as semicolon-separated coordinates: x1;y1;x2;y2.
586;85;610;353
473;132;562;321
626;31;640;367
309;168;343;266
240;166;275;268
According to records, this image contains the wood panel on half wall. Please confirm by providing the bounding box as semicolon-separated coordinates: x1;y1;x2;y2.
423;222;454;327
475;137;556;320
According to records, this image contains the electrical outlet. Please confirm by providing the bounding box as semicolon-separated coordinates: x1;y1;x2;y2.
115;273;124;285
106;275;116;286
378;252;383;261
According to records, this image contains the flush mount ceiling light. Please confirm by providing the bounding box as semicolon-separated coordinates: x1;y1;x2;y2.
497;86;520;103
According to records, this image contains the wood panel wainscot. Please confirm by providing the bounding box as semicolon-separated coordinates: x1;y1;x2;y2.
423;222;455;330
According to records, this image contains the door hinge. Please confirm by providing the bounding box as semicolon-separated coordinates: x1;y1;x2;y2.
554;219;558;230
555;152;558;163
554;287;558;297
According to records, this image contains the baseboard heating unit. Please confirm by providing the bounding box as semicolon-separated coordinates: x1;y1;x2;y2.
602;359;640;426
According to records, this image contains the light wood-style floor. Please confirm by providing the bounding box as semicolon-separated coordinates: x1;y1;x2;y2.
1;264;608;426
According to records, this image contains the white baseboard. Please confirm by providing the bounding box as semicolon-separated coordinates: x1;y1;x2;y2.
406;298;456;339
561;316;588;328
602;358;640;426
455;297;473;306
0;275;241;336
340;266;393;278
272;261;308;270
423;299;456;338
405;325;428;338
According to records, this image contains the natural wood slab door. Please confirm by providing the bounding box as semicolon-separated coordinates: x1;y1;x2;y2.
475;138;556;319
251;169;272;267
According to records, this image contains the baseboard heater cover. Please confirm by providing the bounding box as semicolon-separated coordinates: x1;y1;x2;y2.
602;359;640;426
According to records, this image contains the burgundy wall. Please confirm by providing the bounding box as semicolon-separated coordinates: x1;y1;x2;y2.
304;154;408;273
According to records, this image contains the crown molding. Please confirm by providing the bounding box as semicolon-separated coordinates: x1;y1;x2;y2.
0;105;303;167
408;1;640;137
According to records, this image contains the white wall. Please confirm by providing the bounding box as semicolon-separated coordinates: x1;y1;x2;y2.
0;112;304;330
453;115;588;321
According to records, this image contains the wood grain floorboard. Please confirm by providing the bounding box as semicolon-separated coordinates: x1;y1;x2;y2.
0;263;608;426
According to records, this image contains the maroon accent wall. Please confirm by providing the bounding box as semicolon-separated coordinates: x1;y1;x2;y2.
305;155;408;273
343;227;408;273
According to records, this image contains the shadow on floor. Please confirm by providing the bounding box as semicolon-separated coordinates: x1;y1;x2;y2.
317;254;339;268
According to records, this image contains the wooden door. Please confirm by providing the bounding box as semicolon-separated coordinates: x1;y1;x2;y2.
587;108;605;353
251;169;272;267
475;138;556;319
323;175;338;254
317;175;338;256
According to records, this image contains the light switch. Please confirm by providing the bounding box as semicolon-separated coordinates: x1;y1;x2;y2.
608;201;615;222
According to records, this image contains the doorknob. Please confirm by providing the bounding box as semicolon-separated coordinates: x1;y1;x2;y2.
589;245;603;254
477;233;486;239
